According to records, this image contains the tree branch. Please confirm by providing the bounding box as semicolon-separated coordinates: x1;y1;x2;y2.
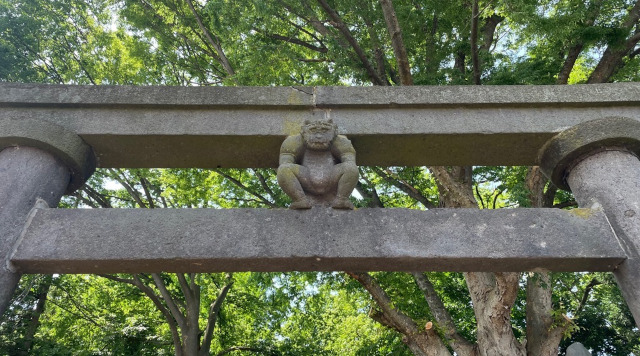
553;200;577;209
411;272;475;355
277;13;326;43
346;272;451;355
19;276;51;355
588;0;640;83
252;169;279;204
200;275;234;356
491;189;502;210
379;0;413;85
176;273;194;300
362;9;389;84
575;278;601;315
316;0;387;85
371;167;436;208
347;272;419;334
557;1;602;84
74;191;100;208
475;185;485;209
185;0;236;79
259;30;328;53
138;176;156;209
480;14;504;52
98;272;183;352
54;284;102;327
470;0;481;85
60;35;97;85
356;181;384;208
151;273;187;331
108;169;147;208
213;169;277;208
82;185;112;208
557;44;585;85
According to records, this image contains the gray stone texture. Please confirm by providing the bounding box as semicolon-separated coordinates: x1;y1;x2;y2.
2;83;640;168
0;118;95;193
566;150;640;328
10;207;624;274
538;117;640;190
277;119;358;209
566;342;592;356
0;147;70;317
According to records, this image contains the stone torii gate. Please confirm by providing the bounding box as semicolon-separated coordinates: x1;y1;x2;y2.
0;82;639;328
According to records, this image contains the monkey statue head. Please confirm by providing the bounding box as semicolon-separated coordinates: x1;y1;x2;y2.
301;119;338;151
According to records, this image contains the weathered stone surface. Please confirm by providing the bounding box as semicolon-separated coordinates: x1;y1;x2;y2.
0;118;95;193
1;83;639;168
567;342;592;356
566;150;640;328
0;147;70;317
0;83;314;107
314;83;640;106
277;119;358;209
10;207;624;274
538;117;640;191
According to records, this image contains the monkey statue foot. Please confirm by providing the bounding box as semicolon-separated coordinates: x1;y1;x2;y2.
289;198;313;210
331;196;354;210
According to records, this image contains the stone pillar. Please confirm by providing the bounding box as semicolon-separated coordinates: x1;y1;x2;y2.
539;117;640;328
0;118;94;317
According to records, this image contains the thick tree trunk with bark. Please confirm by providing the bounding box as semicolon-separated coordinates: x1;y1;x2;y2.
466;272;525;356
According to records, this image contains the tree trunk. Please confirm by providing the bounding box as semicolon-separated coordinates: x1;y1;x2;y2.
380;0;413;85
525;273;567;356
466;272;526;356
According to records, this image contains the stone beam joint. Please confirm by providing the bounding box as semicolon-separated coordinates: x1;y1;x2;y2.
0;118;96;193
538;116;640;191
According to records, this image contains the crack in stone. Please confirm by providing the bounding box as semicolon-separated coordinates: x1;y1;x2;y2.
290;86;314;96
290;86;317;107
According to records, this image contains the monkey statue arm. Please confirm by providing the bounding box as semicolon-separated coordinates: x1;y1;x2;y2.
279;135;304;165
331;135;357;164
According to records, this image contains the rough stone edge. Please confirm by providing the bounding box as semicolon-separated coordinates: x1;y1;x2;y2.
10;207;626;274
0;83;315;107
538;117;640;191
0;118;96;193
2;82;640;107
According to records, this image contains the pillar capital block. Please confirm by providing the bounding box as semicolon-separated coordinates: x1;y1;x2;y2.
0;118;95;193
538;117;640;191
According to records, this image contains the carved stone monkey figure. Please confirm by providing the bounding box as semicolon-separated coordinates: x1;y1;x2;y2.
277;119;359;209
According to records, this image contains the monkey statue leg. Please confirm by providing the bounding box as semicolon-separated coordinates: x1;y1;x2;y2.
277;163;313;209
330;162;358;209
